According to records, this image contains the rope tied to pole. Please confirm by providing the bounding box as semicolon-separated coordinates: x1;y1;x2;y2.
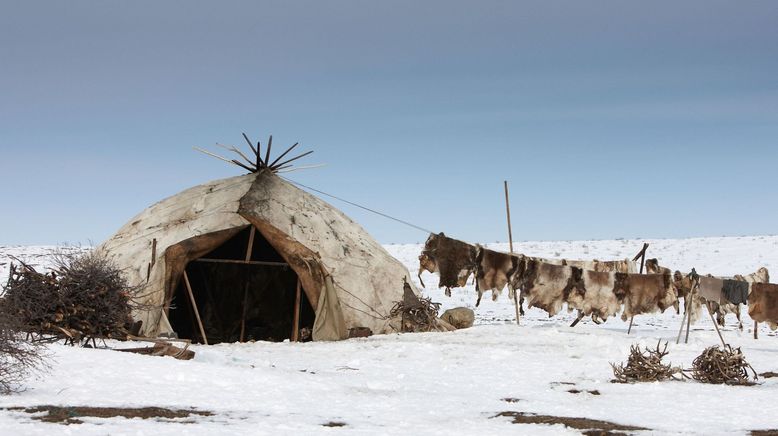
282;177;436;235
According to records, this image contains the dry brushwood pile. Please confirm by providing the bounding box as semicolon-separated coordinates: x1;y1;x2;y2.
611;341;684;383
0;252;136;345
691;345;757;385
0;311;47;395
1;264;61;336
390;279;441;333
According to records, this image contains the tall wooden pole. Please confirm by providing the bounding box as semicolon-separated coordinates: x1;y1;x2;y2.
183;270;208;345
504;181;520;326
627;243;649;335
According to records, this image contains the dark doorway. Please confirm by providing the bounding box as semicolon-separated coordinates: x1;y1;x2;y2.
168;226;316;344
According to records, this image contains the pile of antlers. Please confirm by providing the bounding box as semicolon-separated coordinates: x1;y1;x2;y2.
691;345;757;385
390;279;441;333
611;340;685;383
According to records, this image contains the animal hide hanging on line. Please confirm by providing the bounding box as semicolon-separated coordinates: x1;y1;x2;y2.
722;279;749;306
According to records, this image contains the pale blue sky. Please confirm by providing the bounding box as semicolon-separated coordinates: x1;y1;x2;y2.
1;1;776;245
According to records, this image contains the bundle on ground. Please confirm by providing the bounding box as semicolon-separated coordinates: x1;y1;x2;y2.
390;279;441;332
611;340;683;383
690;345;757;385
1;251;137;345
0;264;62;335
54;251;134;342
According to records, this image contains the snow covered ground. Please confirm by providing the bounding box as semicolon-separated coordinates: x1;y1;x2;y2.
1;236;778;435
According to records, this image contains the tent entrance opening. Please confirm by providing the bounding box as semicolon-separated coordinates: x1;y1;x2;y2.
168;226;315;344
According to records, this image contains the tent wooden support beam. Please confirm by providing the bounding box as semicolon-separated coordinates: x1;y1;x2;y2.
240;283;249;343
291;279;302;342
239;227;256;343
245;227;256;262
194;258;288;267
183;271;209;345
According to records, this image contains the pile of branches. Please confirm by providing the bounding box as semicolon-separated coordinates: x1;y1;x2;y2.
611;340;684;383
690;345;757;385
0;310;47;394
1;251;136;345
1;264;61;336
390;279;441;333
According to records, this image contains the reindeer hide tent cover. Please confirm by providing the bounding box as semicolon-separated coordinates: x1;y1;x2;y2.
97;170;418;342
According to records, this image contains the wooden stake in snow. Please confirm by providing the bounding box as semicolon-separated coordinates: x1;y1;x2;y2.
504;181;521;326
677;269;698;345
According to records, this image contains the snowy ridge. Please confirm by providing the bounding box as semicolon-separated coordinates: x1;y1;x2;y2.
0;237;776;435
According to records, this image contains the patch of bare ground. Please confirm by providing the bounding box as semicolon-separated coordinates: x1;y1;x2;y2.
4;406;212;425
567;389;601;395
759;372;778;379
501;398;523;403
495;411;648;434
322;421;347;427
752;431;778;436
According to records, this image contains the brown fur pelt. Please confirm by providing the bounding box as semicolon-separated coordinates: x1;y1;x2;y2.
619;273;676;321
418;233;477;294
735;267;769;284
567;270;622;323
513;259;580;317
564;259;636;273
748;283;778;329
645;258;671;275
474;247;518;306
690;268;768;330
712;268;768;328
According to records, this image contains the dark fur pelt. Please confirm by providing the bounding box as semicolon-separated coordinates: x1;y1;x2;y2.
722;279;749;306
421;233;478;289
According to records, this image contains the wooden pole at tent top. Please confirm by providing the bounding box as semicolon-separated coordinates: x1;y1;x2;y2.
504;181;521;326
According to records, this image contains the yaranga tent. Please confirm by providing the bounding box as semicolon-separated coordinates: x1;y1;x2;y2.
97;168;419;343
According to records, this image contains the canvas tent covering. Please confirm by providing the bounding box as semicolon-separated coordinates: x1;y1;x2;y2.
97;170;419;342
